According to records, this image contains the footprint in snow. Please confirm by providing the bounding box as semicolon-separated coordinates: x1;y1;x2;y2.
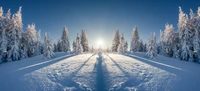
63;87;76;91
77;82;92;91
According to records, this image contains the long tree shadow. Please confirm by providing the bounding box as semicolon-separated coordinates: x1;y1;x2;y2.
106;54;154;91
96;54;106;91
72;54;95;75
0;53;77;91
47;54;96;91
16;54;76;74
124;53;185;74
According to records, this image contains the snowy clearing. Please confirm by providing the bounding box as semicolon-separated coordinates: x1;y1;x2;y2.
0;52;200;91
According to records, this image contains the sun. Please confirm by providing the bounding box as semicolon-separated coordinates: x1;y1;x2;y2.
96;39;104;47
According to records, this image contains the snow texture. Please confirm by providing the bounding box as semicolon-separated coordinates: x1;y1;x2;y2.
1;52;200;91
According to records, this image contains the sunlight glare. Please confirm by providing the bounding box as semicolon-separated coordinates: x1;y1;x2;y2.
96;39;104;47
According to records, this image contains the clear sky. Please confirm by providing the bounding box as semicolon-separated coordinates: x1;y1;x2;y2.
0;0;199;49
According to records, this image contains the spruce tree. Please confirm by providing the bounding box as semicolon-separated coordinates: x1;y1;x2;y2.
75;33;83;54
43;32;54;59
112;29;120;52
61;26;70;52
81;29;89;52
72;40;76;52
124;41;128;52
178;7;193;61
8;7;23;60
35;30;41;55
57;40;62;52
146;33;157;59
130;26;139;52
26;24;37;57
118;33;125;53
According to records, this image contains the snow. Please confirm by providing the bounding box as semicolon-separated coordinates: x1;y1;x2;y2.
1;52;200;91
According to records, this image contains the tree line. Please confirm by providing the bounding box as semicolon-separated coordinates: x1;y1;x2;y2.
112;7;200;62
0;7;90;61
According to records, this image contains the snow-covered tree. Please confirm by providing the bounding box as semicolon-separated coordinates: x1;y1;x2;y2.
43;32;54;59
35;30;41;55
90;46;95;52
106;46;111;52
124;41;128;52
130;26;139;52
198;7;200;17
195;7;200;61
81;29;89;52
118;33;125;53
178;7;194;61
61;26;70;52
7;7;23;61
159;30;165;55
1;29;7;52
53;42;57;52
72;40;76;52
75;33;83;54
57;40;62;52
5;9;11;20
20;32;28;58
112;29;120;52
0;7;6;53
9;30;20;61
146;33;157;59
143;42;147;52
0;7;3;17
26;24;37;57
138;40;144;52
163;24;175;57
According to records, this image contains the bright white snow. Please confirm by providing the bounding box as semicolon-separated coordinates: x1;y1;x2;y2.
0;52;200;91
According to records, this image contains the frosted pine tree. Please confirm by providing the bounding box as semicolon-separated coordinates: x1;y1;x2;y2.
72;41;76;52
81;30;89;52
90;46;95;52
194;8;200;50
26;24;37;57
1;29;7;52
61;26;70;52
9;30;20;61
118;33;125;53
178;7;193;61
35;30;41;55
0;7;7;53
75;33;83;54
124;41;128;52
8;7;23;60
146;33;157;59
138;40;143;52
57;40;62;52
130;26;139;52
163;24;175;57
159;30;165;55
0;7;3;17
53;42;57;52
112;29;120;52
143;42;147;52
43;32;54;59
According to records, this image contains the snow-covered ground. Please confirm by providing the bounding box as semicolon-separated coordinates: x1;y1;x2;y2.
0;52;200;91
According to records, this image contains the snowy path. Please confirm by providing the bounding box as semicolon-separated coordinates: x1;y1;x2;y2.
1;52;200;91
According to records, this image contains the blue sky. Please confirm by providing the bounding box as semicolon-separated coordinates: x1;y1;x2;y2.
0;0;199;48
